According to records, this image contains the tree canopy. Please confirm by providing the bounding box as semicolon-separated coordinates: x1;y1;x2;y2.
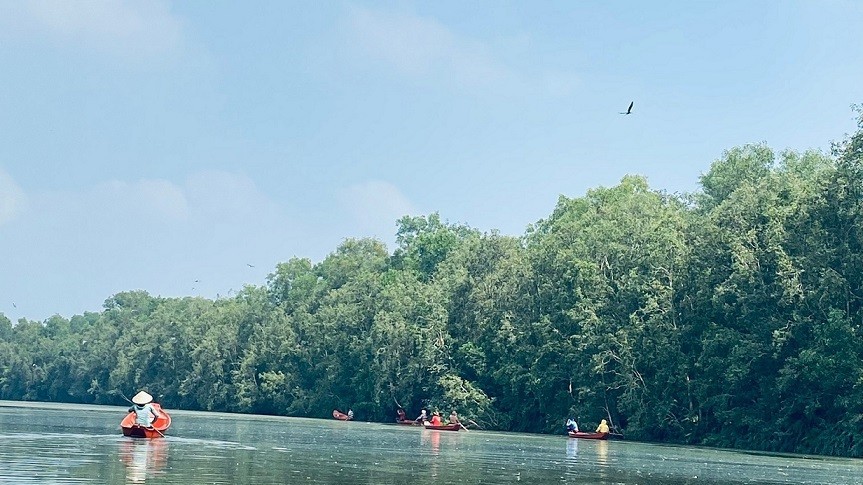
3;109;863;457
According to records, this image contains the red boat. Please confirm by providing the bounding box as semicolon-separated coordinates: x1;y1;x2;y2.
121;403;171;438
568;431;608;440
333;409;353;421
424;423;461;431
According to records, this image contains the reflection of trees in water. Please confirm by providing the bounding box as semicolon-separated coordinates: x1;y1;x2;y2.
119;439;169;483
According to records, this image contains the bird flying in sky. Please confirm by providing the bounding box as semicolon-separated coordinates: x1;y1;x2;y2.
620;101;634;115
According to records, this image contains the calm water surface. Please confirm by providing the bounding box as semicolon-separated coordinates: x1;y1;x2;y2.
0;401;860;484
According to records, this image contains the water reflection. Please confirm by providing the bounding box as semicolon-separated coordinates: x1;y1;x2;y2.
119;438;169;483
566;437;578;461
421;429;442;455
4;402;863;485
596;439;608;465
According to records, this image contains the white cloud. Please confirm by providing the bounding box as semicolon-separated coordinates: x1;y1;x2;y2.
348;7;509;84
0;169;27;226
97;178;191;221
341;180;418;240
345;6;577;96
0;170;317;321
0;0;183;57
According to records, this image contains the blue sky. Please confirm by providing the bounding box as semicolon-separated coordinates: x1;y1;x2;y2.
1;0;861;322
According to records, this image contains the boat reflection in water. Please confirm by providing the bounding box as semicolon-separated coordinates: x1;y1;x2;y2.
119;438;169;483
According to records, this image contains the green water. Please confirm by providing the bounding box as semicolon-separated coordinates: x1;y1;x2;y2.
0;401;860;484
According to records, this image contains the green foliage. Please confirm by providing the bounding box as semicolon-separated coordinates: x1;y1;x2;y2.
2;108;863;457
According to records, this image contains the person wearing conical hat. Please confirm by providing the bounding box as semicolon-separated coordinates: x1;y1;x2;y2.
128;391;161;427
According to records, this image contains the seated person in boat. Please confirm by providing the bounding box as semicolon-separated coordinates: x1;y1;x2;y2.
397;408;406;421
595;419;609;434
415;409;428;424
566;418;579;433
448;410;459;425
128;391;161;427
429;411;442;426
347;409;354;420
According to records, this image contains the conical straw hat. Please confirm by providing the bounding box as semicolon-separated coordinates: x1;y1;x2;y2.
131;391;153;405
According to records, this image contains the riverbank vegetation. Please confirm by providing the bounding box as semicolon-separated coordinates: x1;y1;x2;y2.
2;111;862;457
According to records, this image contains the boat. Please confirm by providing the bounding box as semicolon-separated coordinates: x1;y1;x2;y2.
396;419;420;426
567;431;608;440
121;403;171;438
333;409;353;421
424;423;461;431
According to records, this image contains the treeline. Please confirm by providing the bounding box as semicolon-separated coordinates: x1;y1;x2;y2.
2;112;862;457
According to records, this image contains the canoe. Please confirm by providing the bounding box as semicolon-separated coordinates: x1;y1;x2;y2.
568;431;608;440
424;423;461;431
333;409;353;421
396;419;420;426
121;403;171;438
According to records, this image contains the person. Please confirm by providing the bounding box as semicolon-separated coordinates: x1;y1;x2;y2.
429;411;442;426
448;410;459;425
128;391;160;427
596;419;610;434
396;408;406;422
347;409;354;420
566;418;579;433
415;409;428;424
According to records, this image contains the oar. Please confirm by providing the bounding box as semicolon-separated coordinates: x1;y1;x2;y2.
458;422;469;432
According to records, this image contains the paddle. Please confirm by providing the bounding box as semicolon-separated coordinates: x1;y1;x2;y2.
458;422;469;432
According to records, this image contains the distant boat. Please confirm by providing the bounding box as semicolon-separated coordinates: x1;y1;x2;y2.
396;419;420;426
333;409;353;421
567;431;608;440
423;423;461;431
121;403;171;438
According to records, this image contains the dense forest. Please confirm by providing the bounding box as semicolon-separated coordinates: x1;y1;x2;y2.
2;110;862;457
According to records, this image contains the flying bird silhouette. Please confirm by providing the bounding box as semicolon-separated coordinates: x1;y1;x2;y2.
12;302;16;308
247;263;255;268
620;101;634;115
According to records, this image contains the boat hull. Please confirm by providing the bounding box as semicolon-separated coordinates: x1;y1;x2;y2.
424;423;461;431
333;409;353;421
567;431;608;440
121;403;171;438
396;419;420;426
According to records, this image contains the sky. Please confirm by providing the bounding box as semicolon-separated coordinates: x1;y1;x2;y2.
1;0;862;322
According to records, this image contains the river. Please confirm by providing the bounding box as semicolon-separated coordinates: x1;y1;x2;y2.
0;401;860;484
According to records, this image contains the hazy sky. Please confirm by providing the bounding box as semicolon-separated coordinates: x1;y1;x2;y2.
1;0;862;322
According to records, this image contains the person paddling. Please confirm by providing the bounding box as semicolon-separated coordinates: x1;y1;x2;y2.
566;418;579;433
595;419;609;434
448;410;460;425
128;391;161;428
415;409;428;424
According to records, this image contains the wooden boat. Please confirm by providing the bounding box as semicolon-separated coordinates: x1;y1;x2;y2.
396;419;420;426
424;423;461;431
333;409;353;421
121;403;171;438
567;431;608;440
